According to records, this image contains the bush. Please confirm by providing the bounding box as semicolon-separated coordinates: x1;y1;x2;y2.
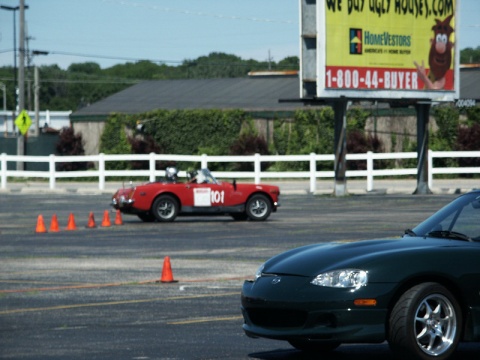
454;123;480;175
128;135;176;170
55;127;90;171
347;130;385;171
99;114;134;170
431;105;459;150
466;106;480;125
229;133;270;171
273;108;335;171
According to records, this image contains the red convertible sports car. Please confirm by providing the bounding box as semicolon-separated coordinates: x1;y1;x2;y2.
111;168;280;222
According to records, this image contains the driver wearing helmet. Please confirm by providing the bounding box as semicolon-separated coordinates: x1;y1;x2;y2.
165;167;178;183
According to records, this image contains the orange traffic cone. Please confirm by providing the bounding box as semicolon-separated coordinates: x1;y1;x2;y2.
66;213;77;231
114;210;123;225
86;212;97;228
159;256;177;283
49;214;60;232
35;214;47;233
101;210;111;227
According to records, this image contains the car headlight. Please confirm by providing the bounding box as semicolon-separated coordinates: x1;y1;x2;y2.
254;264;265;280
311;269;368;289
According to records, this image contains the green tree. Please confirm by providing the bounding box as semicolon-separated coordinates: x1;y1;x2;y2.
460;46;480;64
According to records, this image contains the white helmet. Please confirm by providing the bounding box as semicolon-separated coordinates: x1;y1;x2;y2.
165;167;178;182
196;171;205;184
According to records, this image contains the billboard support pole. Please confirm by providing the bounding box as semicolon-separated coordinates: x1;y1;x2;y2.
333;100;348;196
413;103;432;195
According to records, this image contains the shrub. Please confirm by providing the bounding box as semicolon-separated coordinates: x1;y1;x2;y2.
229;133;270;171
347;130;384;171
99;114;133;170
454;123;480;175
128;135;175;170
55;127;90;171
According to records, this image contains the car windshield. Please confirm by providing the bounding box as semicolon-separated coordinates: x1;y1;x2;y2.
190;169;218;184
411;192;480;242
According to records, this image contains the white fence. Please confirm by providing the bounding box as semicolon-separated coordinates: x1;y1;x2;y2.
1;151;480;193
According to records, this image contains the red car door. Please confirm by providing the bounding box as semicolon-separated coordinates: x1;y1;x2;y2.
185;182;231;208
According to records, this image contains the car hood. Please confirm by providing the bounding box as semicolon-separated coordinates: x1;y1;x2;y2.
263;237;469;278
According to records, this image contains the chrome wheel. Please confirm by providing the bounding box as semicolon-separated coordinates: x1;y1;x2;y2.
246;194;271;221
414;294;457;357
152;195;178;222
389;282;461;360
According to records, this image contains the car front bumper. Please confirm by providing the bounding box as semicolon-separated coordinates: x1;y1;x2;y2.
241;276;395;343
111;195;135;210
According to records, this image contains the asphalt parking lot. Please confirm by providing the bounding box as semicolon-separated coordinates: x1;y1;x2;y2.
1;191;480;359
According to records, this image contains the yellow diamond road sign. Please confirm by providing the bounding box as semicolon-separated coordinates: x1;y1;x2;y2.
14;110;32;135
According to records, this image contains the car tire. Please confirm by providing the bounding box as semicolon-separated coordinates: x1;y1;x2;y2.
388;282;462;360
151;195;179;222
137;213;156;222
288;339;340;353
245;194;271;221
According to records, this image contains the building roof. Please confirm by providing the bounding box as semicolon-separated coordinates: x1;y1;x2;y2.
72;69;479;118
72;76;303;117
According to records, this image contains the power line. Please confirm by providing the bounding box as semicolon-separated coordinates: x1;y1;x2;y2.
48;50;184;65
102;0;297;24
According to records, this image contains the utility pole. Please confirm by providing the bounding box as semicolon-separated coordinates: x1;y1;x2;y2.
34;66;39;136
31;51;48;137
17;0;26;170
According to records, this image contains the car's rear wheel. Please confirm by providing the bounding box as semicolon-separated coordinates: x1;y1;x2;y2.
288;339;340;353
151;195;179;222
137;213;156;222
245;194;271;221
388;282;462;360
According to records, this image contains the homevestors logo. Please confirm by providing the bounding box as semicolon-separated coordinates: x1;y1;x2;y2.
350;28;362;55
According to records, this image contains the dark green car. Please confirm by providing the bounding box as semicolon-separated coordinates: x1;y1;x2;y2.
241;190;480;360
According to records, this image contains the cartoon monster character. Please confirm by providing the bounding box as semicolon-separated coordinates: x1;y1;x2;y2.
414;14;454;90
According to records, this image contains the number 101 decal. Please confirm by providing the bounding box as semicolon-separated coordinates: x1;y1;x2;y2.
211;190;224;204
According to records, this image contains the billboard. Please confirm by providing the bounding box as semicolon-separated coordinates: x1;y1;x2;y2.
315;0;459;101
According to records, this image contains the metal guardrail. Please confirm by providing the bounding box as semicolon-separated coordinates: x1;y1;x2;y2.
1;151;480;192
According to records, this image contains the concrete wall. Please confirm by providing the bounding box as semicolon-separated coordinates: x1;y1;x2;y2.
73;122;106;156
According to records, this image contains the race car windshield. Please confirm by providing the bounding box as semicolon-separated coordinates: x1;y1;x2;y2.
193;169;218;184
412;193;480;242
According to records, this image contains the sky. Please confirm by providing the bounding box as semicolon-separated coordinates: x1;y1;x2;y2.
0;0;479;70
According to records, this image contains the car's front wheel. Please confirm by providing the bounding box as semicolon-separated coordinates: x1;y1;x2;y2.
388;282;462;360
245;194;271;221
151;195;179;222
